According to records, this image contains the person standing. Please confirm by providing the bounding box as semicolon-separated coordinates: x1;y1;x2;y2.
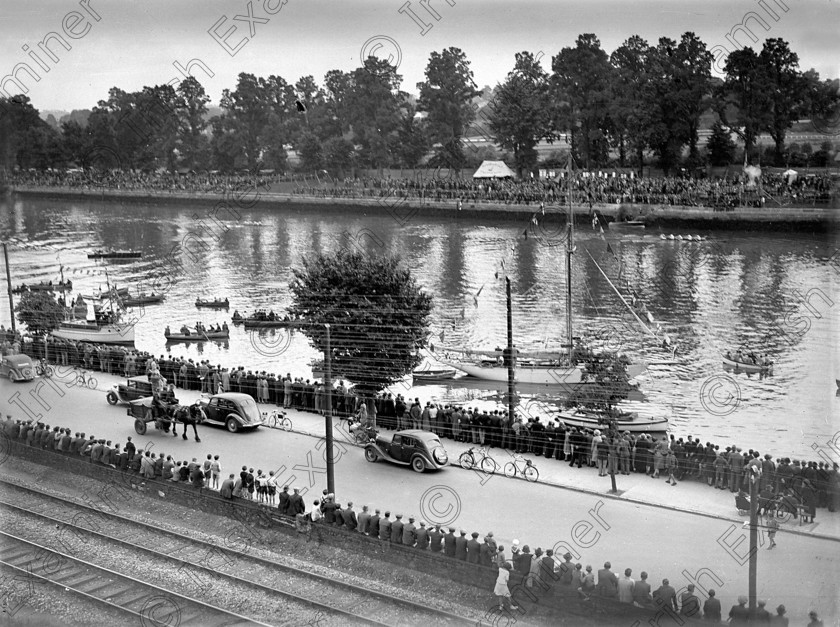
703;589;722;622
617;568;635;603
665;449;678;486
494;563;518;611
728;595;750;627
769;604;788;626
679;584;701;618
632;572;653;608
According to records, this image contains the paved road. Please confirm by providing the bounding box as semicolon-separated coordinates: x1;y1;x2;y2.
1;373;837;624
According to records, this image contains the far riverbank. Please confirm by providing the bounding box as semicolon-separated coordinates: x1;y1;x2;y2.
10;185;838;232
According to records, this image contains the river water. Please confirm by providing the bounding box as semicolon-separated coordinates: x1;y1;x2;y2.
0;194;837;459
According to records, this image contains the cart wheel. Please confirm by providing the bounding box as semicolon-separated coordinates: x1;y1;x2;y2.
134;420;147;435
106;391;118;405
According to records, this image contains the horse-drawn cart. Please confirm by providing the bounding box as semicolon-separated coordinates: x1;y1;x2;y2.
128;397;205;440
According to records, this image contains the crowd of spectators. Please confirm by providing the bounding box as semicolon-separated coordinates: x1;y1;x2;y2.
3;326;839;527
9;168;835;209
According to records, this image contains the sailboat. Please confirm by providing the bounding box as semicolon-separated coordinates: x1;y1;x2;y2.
51;270;136;345
435;162;585;385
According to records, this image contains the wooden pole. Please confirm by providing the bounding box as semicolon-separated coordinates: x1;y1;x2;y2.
3;243;14;333
749;468;759;618
506;277;516;425
324;323;335;495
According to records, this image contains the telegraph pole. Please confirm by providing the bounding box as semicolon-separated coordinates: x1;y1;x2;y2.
505;278;516;423
324;323;335;495
748;466;759;618
3;243;14;333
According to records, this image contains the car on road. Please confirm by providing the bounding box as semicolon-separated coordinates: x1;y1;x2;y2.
0;354;35;382
364;429;449;473
106;375;154;405
196;392;264;433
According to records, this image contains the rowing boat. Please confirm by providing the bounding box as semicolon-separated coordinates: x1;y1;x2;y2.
412;368;457;381
165;328;229;342
195;298;229;308
722;355;773;373
609;220;646;230
88;250;142;259
555;408;669;432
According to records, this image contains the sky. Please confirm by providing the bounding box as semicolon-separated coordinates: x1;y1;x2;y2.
1;0;838;113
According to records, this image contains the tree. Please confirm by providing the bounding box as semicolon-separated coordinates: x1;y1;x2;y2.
176;77;210;170
610;36;652;169
322;136;355;177
297;131;324;171
288;250;433;396
706;120;736;166
0;95;59;170
551;34;614;168
489;51;553;177
394;106;429;168
715;48;772;163
15;291;65;336
416;47;480;172
565;348;633;411
758;39;809;165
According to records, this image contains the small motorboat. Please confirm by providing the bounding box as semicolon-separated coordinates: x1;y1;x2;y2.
88;250;142;259
412;367;457;382
722;355;773;373
164;326;230;342
196;297;230;309
555;408;669;432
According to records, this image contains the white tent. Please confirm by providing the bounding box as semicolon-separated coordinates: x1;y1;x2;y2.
472;160;516;179
782;168;798;184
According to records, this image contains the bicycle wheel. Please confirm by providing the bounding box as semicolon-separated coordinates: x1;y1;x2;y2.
524;465;539;483
458;452;475;470
86;376;98;389
268;414;278;428
44;366;53;378
480;456;497;474
354;430;369;444
281;417;293;432
503;462;517;478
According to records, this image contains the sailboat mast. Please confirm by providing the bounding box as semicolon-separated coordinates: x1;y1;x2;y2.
565;163;574;362
3;243;15;333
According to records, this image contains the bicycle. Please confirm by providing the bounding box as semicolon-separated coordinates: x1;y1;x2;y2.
351;423;378;444
458;446;498;474
73;367;98;389
504;454;539;482
35;359;53;378
263;410;292;431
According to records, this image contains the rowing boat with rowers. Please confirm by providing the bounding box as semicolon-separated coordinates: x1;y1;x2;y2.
196;297;230;309
722;355;773;373
164;326;229;342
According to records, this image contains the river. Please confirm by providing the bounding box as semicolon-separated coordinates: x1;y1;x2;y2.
0;194;837;459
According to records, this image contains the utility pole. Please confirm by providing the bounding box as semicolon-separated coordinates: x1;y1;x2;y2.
324;323;335;495
748;466;759;618
505;277;516;424
3;243;14;333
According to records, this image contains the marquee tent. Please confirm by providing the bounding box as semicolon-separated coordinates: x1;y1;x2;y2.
472;160;516;179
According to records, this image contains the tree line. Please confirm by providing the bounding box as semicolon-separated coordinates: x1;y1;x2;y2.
1;34;837;178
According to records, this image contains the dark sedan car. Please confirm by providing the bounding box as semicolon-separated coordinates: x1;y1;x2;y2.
106;376;154;405
0;354;35;382
364;429;449;473
197;392;264;432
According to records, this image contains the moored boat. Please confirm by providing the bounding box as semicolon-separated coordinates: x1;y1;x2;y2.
412;367;458;381
123;293;164;306
196;297;230;309
88;250;142;259
555;407;669;433
435;346;585;385
722;355;773;373
51;318;135;345
242;319;293;329
609;220;646;230
13;280;73;294
100;287;130;299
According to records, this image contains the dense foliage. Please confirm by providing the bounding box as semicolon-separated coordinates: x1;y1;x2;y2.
15;291;65;336
565;347;633;410
1;35;836;176
288;250;433;396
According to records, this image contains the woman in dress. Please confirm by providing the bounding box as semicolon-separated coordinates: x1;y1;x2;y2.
494;562;518;611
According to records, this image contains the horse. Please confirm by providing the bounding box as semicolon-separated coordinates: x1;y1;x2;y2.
170;403;205;442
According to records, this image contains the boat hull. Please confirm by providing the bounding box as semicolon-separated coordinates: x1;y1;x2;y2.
88;252;142;259
165;333;229;342
124;297;163;306
608;221;645;230
242;320;291;329
722;356;772;373
441;359;584;385
556;411;668;432
412;369;457;381
195;300;229;309
52;324;135;345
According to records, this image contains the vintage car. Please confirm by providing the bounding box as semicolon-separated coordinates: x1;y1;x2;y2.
196;392;264;433
106;375;155;405
0;354;36;382
364;429;449;473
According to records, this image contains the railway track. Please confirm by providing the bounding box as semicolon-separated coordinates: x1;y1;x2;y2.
0;531;268;627
0;478;479;626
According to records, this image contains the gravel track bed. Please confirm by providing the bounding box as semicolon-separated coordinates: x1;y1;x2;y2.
0;486;463;627
0;507;361;627
0;459;493;623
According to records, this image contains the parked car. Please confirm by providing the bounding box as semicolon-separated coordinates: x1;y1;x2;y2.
106;375;154;405
364;429;449;473
0;354;35;382
196;392;264;432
